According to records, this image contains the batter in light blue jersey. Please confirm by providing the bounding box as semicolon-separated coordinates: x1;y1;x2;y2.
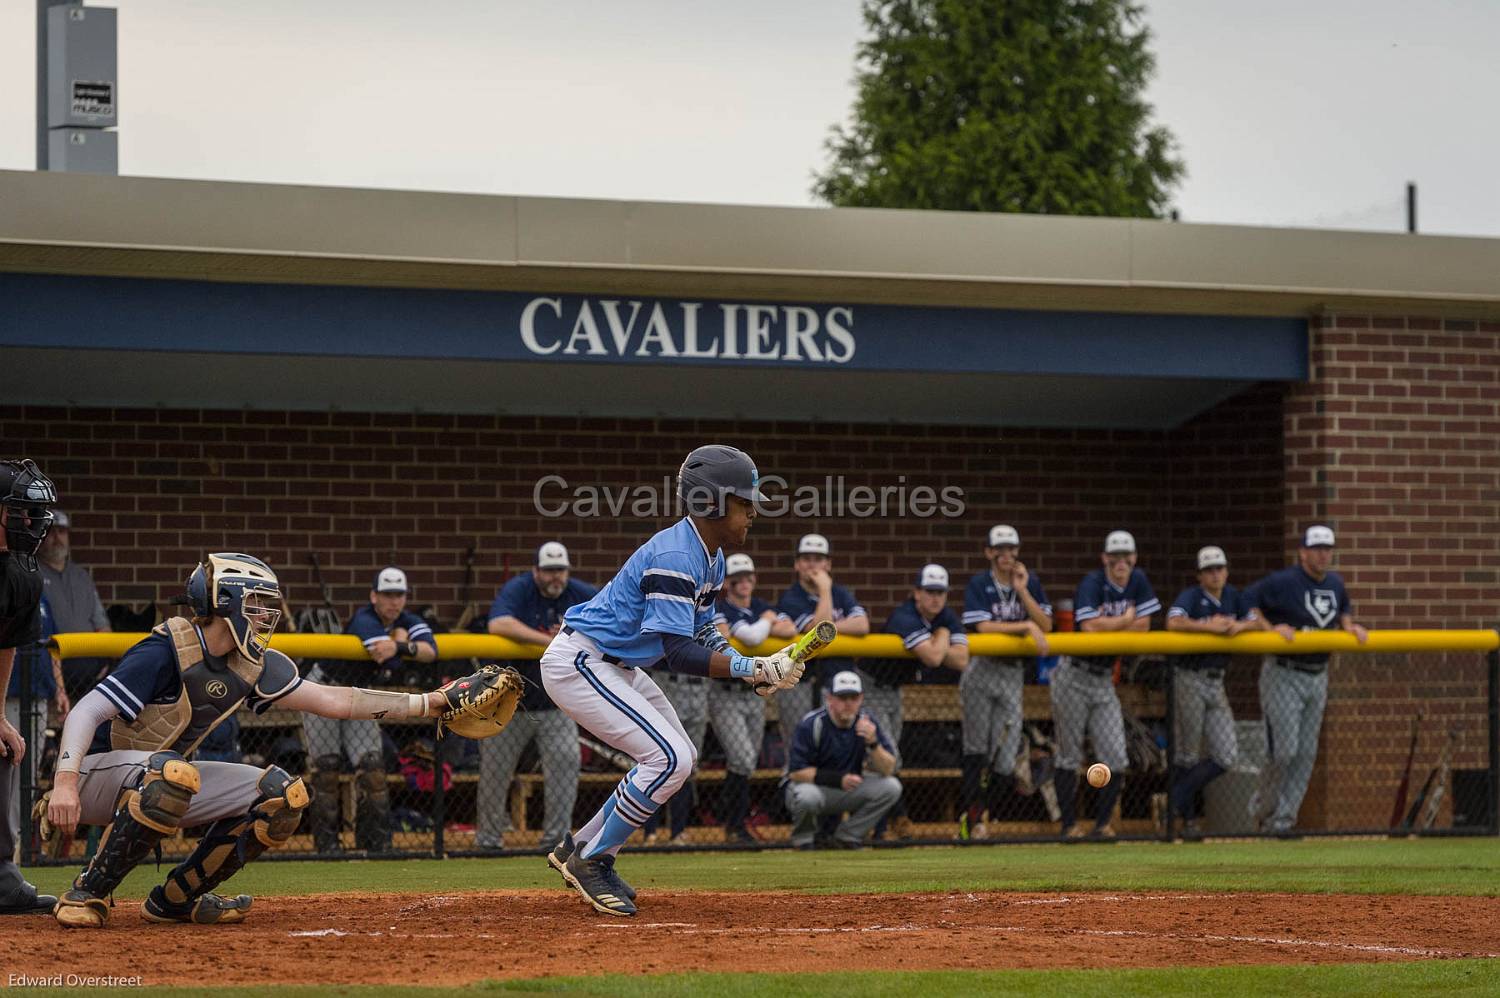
541;446;805;917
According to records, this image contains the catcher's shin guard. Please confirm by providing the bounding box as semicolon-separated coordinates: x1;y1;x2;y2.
55;751;200;929
354;751;391;852
144;765;308;925
309;754;343;852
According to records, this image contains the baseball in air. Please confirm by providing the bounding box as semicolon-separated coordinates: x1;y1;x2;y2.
1086;763;1112;788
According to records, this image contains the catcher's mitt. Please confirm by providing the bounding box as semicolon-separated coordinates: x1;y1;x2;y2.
435;664;523;740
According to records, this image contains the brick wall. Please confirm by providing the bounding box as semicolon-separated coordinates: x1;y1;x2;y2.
1284;315;1500;627
1;387;1285;625
1282;314;1500;829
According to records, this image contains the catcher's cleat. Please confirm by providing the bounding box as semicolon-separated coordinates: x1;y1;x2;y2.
561;845;637;917
550;833;635;901
53;888;110;929
1090;824;1117;840
1063;823;1088;840
142;889;253;924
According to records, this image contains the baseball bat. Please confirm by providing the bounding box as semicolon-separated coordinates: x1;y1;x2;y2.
453;543;479;632
299;553;343;634
753;620;839;697
578;734;635;772
1401;739;1448;831
1389;711;1424;829
1417;729;1460;831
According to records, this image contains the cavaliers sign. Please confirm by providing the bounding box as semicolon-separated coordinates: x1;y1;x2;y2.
519;297;856;364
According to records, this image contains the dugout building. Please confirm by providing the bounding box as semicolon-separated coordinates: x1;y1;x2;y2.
2;169;1496;832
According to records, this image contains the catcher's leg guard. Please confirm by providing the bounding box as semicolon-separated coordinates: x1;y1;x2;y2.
55;751;200;929
143;766;309;925
354;751;391;852
309;754;344;853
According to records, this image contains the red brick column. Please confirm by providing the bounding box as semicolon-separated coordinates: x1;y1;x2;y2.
1283;315;1500;829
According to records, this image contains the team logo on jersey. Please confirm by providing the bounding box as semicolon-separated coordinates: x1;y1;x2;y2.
206;680;229;699
1304;590;1338;627
991;588;1022;620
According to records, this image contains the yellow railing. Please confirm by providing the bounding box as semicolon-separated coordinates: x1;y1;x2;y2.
50;628;1500;662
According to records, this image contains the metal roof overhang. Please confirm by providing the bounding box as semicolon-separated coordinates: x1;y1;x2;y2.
3;170;1498;429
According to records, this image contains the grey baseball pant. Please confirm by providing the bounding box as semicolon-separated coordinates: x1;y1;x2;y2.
853;669;903;768
962;657;1026;775
708;680;766;776
476;707;579;850
785;773;903;846
74;749;265;828
1049;658;1128;771
773;684;814;762
1255;657;1328;832
1173;668;1237;769
303;666;383;766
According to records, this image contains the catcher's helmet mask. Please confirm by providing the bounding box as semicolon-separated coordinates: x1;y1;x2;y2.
185;553;282;665
0;458;57;568
677;445;764;519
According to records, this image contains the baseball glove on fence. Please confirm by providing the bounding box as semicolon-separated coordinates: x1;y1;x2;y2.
434;665;524;740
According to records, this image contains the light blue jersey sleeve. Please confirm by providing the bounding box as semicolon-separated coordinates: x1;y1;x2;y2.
640;548;708;639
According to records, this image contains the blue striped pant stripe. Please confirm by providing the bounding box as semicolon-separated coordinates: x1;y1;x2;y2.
573;651;678;798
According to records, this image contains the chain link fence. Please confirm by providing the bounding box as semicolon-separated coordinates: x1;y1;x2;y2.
14;633;1499;864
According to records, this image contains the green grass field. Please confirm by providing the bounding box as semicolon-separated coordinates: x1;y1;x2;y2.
18;838;1500;996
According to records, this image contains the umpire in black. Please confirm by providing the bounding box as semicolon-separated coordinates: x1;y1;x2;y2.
0;459;59;914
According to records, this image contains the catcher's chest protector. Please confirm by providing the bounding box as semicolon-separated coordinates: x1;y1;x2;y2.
110;616;262;756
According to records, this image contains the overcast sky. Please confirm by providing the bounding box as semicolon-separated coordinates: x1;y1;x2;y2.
2;0;1497;237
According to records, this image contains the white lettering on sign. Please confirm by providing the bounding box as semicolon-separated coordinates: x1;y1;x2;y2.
519;298;856;364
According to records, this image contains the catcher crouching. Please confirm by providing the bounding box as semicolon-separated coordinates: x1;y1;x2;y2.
41;553;521;929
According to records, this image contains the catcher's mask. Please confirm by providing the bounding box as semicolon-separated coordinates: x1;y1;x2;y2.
185;553;282;664
0;458;57;569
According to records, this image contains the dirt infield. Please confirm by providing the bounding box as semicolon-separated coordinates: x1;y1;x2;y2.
4;890;1497;985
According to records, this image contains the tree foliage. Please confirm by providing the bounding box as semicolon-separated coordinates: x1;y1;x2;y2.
813;0;1184;217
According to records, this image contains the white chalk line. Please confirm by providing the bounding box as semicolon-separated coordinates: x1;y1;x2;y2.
1012;894;1219;905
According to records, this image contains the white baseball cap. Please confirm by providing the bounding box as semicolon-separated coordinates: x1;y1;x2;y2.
536;541;570;569
797;533;831;556
1303;525;1336;548
725;553;756;576
829;670;862;696
916;563;950;591
374;567;409;593
1104;530;1137;555
987;524;1020;548
1196;545;1228;570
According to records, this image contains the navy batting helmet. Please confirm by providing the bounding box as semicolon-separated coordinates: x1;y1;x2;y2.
185;553;282;664
0;459;57;569
677;445;763;519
